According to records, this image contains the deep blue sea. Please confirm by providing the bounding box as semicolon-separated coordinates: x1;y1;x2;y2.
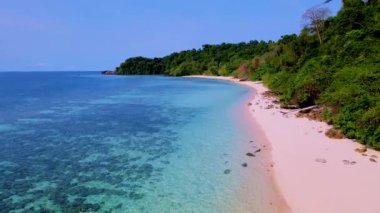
0;72;281;212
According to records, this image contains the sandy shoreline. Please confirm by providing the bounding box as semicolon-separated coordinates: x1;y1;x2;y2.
186;75;380;213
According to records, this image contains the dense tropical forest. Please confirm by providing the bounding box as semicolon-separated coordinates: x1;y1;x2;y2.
115;0;380;148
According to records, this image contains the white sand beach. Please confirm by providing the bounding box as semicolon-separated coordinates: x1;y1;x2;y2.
187;75;380;213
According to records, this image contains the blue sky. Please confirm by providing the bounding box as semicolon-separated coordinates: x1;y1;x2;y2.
0;0;342;71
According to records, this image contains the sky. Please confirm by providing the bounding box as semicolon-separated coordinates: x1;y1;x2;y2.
0;0;342;71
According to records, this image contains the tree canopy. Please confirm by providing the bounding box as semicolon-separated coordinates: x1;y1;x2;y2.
116;41;270;77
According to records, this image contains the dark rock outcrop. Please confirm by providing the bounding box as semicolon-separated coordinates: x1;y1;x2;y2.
246;153;255;157
224;169;231;174
325;128;345;139
315;158;327;163
370;158;377;163
101;70;115;75
355;147;367;153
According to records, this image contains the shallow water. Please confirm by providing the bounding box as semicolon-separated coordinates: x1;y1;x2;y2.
0;72;281;212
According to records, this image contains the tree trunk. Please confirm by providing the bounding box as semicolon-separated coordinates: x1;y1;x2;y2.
316;26;322;44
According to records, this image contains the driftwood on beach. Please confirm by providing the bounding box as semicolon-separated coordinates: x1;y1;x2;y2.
280;105;319;115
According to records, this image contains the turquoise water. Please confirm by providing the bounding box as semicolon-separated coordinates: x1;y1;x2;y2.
0;72;281;212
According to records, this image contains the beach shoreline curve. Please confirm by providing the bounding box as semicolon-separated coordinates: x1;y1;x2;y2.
185;75;380;213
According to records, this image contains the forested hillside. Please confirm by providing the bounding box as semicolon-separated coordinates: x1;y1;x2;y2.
115;0;380;148
115;41;270;76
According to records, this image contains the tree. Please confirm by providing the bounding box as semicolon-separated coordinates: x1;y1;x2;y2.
302;7;331;44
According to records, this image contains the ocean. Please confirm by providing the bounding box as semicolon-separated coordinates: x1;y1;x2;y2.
0;72;281;212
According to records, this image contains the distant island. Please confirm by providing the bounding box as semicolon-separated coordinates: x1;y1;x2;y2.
114;0;380;149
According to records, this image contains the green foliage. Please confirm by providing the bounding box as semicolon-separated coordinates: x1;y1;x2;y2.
319;65;380;146
115;41;269;77
322;108;333;124
259;0;380;147
115;57;164;75
251;64;273;81
115;0;380;148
